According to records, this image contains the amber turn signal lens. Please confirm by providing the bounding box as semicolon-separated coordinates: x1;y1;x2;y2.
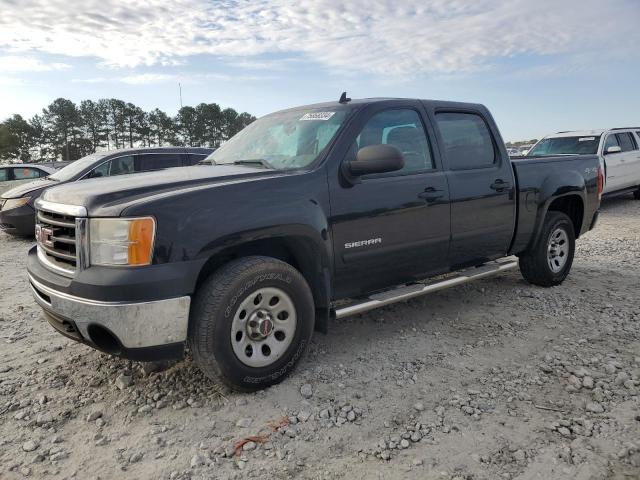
127;218;155;265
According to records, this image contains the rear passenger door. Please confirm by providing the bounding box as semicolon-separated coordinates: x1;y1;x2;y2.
616;132;640;189
431;108;516;268
634;132;640;187
136;153;183;172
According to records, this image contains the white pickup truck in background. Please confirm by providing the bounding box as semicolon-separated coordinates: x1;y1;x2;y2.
528;128;640;199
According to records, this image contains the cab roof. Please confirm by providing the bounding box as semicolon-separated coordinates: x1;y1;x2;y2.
274;97;487;113
546;127;640;139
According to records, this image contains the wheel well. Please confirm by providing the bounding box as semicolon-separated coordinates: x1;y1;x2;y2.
194;237;329;309
548;195;584;237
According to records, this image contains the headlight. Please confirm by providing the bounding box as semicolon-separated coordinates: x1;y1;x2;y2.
89;217;156;266
1;197;31;211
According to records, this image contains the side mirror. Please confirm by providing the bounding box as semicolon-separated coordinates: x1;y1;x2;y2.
605;146;622;155
348;145;404;176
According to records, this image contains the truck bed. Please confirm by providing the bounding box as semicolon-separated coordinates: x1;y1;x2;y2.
509;154;600;255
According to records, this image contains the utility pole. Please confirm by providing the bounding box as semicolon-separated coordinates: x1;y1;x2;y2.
179;83;183;109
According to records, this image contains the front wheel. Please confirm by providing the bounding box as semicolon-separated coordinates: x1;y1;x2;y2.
633;188;640;200
189;256;314;391
518;211;576;287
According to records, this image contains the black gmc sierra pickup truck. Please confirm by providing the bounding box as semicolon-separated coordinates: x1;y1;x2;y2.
26;97;602;391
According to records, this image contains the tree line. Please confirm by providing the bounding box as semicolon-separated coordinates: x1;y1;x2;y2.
0;98;256;162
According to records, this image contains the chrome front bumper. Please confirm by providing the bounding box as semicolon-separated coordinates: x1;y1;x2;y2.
28;274;190;349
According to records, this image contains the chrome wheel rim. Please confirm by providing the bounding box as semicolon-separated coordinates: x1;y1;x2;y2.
547;227;569;273
230;287;297;368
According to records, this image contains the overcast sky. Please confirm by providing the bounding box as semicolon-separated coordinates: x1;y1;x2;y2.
1;0;639;141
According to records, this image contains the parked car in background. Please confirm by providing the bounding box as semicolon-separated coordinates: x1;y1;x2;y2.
0;147;213;236
528;128;640;198
25;97;601;391
506;147;520;157
0;164;56;196
517;145;534;156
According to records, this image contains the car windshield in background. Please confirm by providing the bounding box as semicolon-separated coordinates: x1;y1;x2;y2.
48;152;110;182
204;108;350;170
528;136;601;157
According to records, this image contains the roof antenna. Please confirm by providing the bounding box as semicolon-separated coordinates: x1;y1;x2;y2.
339;91;351;104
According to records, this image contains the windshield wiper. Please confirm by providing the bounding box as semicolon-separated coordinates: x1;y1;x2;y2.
232;158;275;169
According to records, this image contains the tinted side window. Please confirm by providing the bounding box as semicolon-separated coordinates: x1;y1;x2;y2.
356;109;433;174
138;154;182;171
616;133;634;152
12;167;42;180
0;168;8;181
108;156;135;176
435;112;496;170
604;134;619;151
88;161;110;178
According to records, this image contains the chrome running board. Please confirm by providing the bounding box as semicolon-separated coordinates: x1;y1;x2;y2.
334;256;519;319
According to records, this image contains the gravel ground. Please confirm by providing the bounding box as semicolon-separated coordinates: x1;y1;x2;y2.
1;196;639;480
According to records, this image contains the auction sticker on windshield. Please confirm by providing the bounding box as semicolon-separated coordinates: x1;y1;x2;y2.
300;112;336;121
579;137;596;141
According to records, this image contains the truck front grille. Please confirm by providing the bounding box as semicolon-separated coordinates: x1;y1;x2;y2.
36;210;78;275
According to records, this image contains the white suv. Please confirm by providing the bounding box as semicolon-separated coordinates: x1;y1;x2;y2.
528;128;640;198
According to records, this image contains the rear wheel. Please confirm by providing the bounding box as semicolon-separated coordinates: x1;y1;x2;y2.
189;256;314;391
519;211;575;287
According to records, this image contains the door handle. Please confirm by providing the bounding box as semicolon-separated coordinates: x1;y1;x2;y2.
418;187;444;202
490;179;510;192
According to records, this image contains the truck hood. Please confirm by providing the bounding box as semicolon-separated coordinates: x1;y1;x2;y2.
1;179;55;199
40;164;282;215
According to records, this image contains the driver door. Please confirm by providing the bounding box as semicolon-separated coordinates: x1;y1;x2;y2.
328;102;451;299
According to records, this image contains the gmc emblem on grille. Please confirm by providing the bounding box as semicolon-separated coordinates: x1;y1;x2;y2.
35;224;54;248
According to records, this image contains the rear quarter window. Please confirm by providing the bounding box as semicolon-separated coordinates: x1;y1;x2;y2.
0;168;8;181
435;112;496;170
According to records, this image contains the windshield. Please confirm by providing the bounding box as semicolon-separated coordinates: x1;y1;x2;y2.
48;152;109;182
528;136;601;156
204;107;350;169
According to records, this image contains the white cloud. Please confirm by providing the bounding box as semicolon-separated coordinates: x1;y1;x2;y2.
72;74;177;85
120;73;177;85
71;77;109;84
71;72;271;85
0;0;637;76
0;75;23;86
0;55;70;72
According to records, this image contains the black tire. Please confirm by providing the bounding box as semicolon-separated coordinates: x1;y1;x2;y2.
633;188;640;200
189;256;314;391
518;211;575;287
